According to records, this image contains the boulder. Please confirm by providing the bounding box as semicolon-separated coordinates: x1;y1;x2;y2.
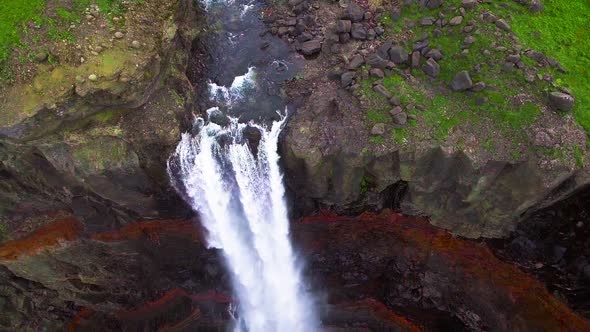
301;40;322;55
341;71;355;87
549;91;575;111
449;16;463;26
346;3;365;23
389;46;409;64
371;123;386;135
336;20;352;33
373;84;392;98
495;19;512;31
450;71;473;91
369;68;385;78
411;51;421;68
347;55;365;70
351;23;367;40
366;53;390;69
422;58;440;77
425;48;443;61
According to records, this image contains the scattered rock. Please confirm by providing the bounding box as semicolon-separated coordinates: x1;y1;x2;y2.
411;51;421;68
339;33;351;43
341;71;355;87
351;23;367;40
114;31;124;39
450;71;473;91
34;52;48;63
420;17;435;26
502;62;515;72
548;91;575;111
336;20;352;33
301;40;322;55
495;19;511;31
422;58;440;78
88;74;98;82
471;81;486;92
346;3;365;22
424;0;443;9
370;68;385;78
461;0;477;8
450;16;464;26
348;54;365;69
366;53;389;69
425;48;443;61
389;46;408;64
390;96;401;106
373;84;392;98
534;130;555;147
392;111;408;125
131;40;141;49
506;54;521;63
464;35;476;45
530;0;544;13
371;123;386;135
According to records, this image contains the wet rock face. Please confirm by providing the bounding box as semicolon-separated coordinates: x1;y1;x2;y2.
1;212;587;330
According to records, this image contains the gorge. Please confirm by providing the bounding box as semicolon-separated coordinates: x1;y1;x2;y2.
0;0;589;331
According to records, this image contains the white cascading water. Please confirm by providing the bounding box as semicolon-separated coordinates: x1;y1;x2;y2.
167;112;317;331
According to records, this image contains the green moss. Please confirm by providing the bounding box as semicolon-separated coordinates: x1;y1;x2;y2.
573;144;585;168
369;136;385;144
0;0;44;61
509;0;590;133
392;127;409;144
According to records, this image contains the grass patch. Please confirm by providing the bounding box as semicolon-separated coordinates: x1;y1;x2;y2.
0;0;44;61
369;136;385;144
509;0;590;133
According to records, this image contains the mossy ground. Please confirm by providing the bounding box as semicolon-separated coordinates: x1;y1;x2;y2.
362;0;588;167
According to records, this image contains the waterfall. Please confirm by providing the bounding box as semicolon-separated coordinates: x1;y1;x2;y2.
167;114;317;331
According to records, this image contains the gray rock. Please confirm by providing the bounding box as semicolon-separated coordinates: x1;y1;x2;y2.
461;0;477;8
392;111;408;125
377;40;393;59
506;54;521;63
339;33;351;43
351;23;367;40
425;48;443;61
34;52;48;62
371;123;386;135
420;17;435;26
131;40;141;49
341;71;356;87
336;20;352;33
471;81;486;92
411;51;421;68
373;84;392;98
450;71;473;91
530;0;544;13
413;39;429;51
424;0;442;9
502;62;515;72
114;31;124;39
347;54;365;69
495;19;511;31
346;3;365;22
370;68;385;78
298;32;313;42
301;40;322;55
464;35;476;45
367;29;376;40
390;105;403;115
366;53;390;69
422;58;440;77
389;46;408;64
549;91;575;111
375;26;385;36
449;16;464;26
390;97;401;106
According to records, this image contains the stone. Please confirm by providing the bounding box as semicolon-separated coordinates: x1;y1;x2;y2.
502;62;515;72
375;26;385;36
422;58;440;77
425;0;442;9
341;71;355;87
114;31;124;39
346;3;365;22
530;0;544;13
411;51;421;68
336;20;352;33
464;35;476;45
366;53;390;69
389;46;408;64
301;40;322;55
471;81;486;92
339;33;351;43
370;68;385;78
351;23;367;40
131;40;141;49
390;97;401;106
449;16;463;26
371;123;386;135
392;111;408;125
506;54;521;63
450;71;473;91
367;29;376;40
390;106;403;115
377;40;392;59
425;48;443;61
88;74;98;82
413;39;429;51
548;91;575;111
347;55;365;69
373;84;392;98
298;32;313;42
495;19;511;31
34;52;48;62
461;0;477;8
420;17;435;26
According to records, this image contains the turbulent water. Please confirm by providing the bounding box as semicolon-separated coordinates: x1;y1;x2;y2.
167;0;316;329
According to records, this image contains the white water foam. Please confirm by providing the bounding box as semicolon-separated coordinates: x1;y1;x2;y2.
208;67;256;103
168;114;317;331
